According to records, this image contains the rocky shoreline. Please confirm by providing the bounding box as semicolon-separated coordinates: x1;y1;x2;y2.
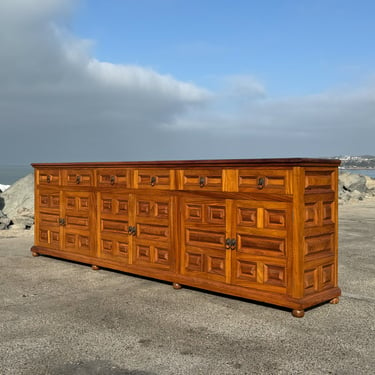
0;171;374;230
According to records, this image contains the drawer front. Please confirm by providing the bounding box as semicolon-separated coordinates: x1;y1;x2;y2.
135;169;174;190
238;169;290;194
179;169;223;191
37;169;61;186
62;169;94;187
97;168;131;188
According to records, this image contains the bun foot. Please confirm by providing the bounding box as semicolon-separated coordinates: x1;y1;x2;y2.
330;297;340;304
91;265;100;271
31;251;39;257
173;282;182;290
292;309;305;318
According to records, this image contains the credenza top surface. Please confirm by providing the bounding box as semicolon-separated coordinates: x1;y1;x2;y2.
32;158;340;169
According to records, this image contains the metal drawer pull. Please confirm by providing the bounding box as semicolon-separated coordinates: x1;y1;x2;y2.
199;176;205;187
150;176;156;186
59;218;66;226
128;226;137;236
76;175;81;184
46;175;51;183
110;175;115;185
257;176;265;189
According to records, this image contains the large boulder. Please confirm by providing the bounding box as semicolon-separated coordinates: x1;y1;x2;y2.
1;173;34;229
338;171;375;203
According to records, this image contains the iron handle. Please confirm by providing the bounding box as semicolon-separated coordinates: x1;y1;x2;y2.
128;226;137;236
150;176;156;187
110;175;115;185
46;175;51;183
76;175;81;184
257;176;265;190
199;176;205;188
230;238;237;250
59;218;66;226
225;238;231;249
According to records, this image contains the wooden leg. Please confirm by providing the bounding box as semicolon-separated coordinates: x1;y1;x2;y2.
31;251;39;257
292;309;305;318
330;297;340;304
172;282;182;290
91;265;100;271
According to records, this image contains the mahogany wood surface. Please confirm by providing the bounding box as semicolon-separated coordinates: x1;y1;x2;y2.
31;158;341;317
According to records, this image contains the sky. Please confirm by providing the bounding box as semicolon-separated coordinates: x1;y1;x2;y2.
1;0;375;165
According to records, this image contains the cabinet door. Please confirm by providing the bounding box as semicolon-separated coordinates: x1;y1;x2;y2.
230;200;290;293
132;193;175;271
180;197;230;283
61;191;95;256
97;192;131;264
35;188;61;249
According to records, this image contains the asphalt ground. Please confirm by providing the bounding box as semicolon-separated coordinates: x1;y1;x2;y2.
0;201;374;375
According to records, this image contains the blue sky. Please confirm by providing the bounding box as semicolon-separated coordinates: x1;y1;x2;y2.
71;0;375;96
0;0;375;163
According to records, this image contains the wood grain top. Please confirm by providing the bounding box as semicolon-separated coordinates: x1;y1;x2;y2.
32;158;340;168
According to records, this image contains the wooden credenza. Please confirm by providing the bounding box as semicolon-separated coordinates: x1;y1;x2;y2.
31;158;341;317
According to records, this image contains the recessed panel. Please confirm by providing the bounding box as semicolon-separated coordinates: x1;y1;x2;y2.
185;204;203;223
264;264;286;287
237;207;257;227
238;234;285;257
207;205;226;224
101;219;128;233
264;209;287;229
186;229;225;249
323;201;334;225
185;252;203;272
138;224;169;240
235;260;257;282
304;233;333;258
66;215;89;228
155;247;169;265
305;170;333;192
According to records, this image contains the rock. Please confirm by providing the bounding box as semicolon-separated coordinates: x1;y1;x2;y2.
339;172;367;192
1;173;34;229
0;210;11;229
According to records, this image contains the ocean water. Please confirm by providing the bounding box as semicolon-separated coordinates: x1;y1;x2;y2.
341;169;375;178
0;165;33;185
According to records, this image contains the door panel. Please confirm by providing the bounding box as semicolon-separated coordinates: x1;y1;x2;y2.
98;192;130;263
231;200;290;292
36;189;61;250
132;194;174;271
61;191;95;256
180;197;229;283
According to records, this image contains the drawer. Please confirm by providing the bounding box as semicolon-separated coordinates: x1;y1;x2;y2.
62;169;94;187
134;169;174;190
97;168;131;188
238;169;290;194
37;169;61;185
179;169;223;191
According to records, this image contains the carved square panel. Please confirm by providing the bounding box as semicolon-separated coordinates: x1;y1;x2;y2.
66;197;76;209
155;247;169;265
185;252;203;272
138;201;151;216
39;229;48;242
102;239;113;253
236;260;257;282
264;264;286;287
156;202;169;218
304;268;318;294
305;202;319;227
101;199;112;213
78;235;89;249
51;196;60;208
185;204;203;222
264;209;286;229
65;233;76;247
237;207;257;227
137;245;151;261
207;255;225;276
117;200;128;215
207;205;226;224
51;231;59;244
79;197;89;210
40;195;49;207
321;263;334;289
323;201;334;225
118;242;128;255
